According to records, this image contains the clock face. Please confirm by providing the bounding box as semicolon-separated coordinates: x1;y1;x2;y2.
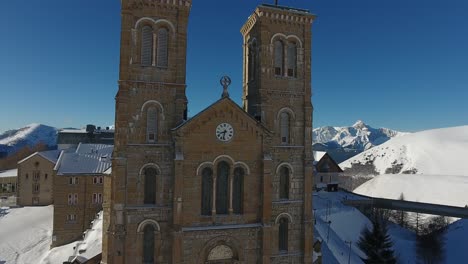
216;123;234;142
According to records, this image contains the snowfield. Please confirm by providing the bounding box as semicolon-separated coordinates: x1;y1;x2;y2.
0;206;53;264
340;126;468;176
0;206;102;264
354;174;468;207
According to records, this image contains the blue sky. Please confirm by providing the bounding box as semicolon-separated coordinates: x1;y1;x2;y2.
0;0;467;133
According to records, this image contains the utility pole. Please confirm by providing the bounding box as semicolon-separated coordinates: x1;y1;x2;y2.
275;0;278;6
326;220;332;243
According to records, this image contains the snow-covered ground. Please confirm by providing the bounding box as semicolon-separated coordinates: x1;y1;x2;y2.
340;126;468;176
314;190;468;263
0;206;102;264
354;174;468;207
0;206;53;264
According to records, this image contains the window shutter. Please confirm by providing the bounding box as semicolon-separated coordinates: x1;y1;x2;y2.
157;28;168;68
287;42;297;77
146;106;158;142
141;26;153;66
274;40;284;75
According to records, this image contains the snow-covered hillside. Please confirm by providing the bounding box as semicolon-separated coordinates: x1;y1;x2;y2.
313;120;407;151
354;174;468;207
340;126;468;176
0;124;57;156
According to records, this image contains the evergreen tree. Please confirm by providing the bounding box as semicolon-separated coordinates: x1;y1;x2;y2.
358;216;396;264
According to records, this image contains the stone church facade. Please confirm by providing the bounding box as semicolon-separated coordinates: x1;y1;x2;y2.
103;1;316;263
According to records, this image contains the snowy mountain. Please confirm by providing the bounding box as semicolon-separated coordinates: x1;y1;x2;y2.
0;123;58;157
313;120;407;163
340;125;468;176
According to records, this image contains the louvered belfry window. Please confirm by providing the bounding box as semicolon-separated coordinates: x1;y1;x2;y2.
157;28;168;68
141;26;153;66
279;166;289;200
201;168;213;215
280;112;290;144
287;42;297;77
274;40;284;76
147;106;158;143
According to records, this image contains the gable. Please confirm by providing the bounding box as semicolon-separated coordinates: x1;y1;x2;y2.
173;97;271;138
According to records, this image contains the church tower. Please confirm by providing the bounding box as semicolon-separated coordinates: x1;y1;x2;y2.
102;0;191;263
241;4;316;263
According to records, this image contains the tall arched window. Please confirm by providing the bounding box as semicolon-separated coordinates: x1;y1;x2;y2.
144;167;157;204
147;106;158;143
274;40;284;76
279;166;289;200
248;41;257;81
156;28;168;68
216;161;229;215
141;26;153;66
287;42;297;77
280;112;290;144
143;224;155;263
278;218;289;252
233;167;244;214
201;168;213;215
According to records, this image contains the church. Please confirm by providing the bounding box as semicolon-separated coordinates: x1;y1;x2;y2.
103;0;316;263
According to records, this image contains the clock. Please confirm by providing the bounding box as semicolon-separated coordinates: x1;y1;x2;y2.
216;123;234;142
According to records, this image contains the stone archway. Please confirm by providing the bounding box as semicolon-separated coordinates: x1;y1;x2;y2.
198;235;244;264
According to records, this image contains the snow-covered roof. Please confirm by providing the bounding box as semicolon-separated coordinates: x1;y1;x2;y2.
0;169;17;178
55;143;113;175
313;151;327;162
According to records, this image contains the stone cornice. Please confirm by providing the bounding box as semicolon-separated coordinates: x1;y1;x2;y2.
256;5;316;25
123;0;191;10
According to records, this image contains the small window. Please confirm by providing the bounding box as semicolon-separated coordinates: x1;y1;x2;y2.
144;167;158;204
33;183;40;193
279;217;289;252
45;174;48;180
33;171;40;181
143;224;155;263
68;193;78;205
67;214;77;222
279;167;289;200
280;112;290;144
25;173;29;179
99;176;103;184
69;177;78;185
92;193;103;204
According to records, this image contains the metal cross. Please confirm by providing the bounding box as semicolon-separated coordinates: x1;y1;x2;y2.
220;76;231;98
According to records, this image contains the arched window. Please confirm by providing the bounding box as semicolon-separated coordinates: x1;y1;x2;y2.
279;166;289;200
143;224;155;263
201;168;213;215
144;167;157;204
156;28;168;68
274;40;284;76
233;167;244;214
216;161;229;214
280;112;290;144
147;106;158;143
248;41;257;81
141;25;153;66
278;217;289;252
287;42;297;77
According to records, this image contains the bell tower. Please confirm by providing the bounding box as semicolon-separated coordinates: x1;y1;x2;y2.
103;0;192;263
241;4;316;263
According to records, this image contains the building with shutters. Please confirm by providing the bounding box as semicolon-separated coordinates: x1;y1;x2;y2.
103;1;316;263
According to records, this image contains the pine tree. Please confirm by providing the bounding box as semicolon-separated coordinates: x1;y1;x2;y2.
358;216;397;264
